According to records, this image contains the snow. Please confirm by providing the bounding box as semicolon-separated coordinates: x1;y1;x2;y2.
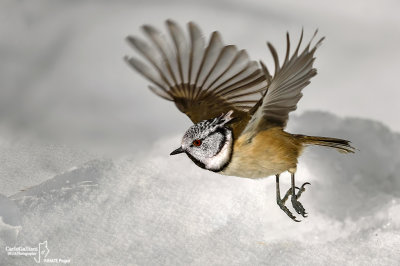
0;136;97;196
0;195;21;246
1;112;400;265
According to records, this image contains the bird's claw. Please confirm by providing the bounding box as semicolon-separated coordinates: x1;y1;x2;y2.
277;199;300;222
277;182;311;221
296;182;311;199
291;197;308;217
291;182;310;218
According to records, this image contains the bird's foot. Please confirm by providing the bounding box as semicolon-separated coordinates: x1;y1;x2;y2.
296;182;310;200
291;197;307;217
291;182;310;218
277;191;300;222
277;182;311;222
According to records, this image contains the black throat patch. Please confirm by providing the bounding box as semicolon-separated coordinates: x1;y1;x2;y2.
185;151;206;170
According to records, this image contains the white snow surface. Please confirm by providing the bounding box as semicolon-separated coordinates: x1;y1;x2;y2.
1;112;400;265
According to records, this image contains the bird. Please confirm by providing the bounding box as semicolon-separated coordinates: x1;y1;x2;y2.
124;19;354;222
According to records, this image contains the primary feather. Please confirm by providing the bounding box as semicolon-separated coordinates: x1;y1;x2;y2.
243;30;325;136
125;20;268;138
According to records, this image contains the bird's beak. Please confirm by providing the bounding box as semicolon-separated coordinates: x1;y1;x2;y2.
170;147;184;155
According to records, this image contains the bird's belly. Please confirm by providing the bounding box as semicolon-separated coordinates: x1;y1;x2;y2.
221;154;288;178
220;129;301;179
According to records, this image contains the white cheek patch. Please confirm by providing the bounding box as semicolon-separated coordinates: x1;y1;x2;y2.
203;130;233;171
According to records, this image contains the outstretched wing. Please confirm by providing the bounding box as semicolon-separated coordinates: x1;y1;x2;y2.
242;30;324;136
125;20;268;136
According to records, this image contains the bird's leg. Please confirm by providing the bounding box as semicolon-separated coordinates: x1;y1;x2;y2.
276;174;299;222
290;172;309;218
281;186;294;203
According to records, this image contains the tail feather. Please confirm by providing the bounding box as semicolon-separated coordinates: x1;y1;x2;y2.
296;135;355;153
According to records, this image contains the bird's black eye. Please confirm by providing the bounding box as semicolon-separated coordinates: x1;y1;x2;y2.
193;139;202;146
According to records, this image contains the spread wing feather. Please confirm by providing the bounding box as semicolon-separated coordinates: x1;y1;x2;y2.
243;30;324;136
125;20;268;137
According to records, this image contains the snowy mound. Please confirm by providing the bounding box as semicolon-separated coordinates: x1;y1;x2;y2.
0;194;21;247
1;112;400;265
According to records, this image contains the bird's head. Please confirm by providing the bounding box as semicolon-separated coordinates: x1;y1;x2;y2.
170;110;235;172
